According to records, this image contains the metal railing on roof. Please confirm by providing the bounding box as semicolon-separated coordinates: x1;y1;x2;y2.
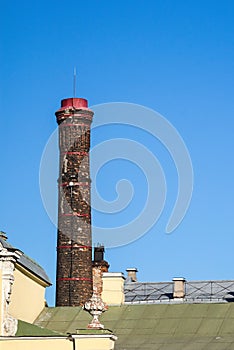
124;280;234;303
185;280;234;301
125;282;173;302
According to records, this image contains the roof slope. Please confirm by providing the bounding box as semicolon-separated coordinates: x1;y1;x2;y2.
17;254;51;285
35;303;234;349
0;236;51;285
16;320;65;336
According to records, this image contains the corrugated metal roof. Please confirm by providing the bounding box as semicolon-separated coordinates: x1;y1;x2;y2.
0;237;51;285
35;303;234;349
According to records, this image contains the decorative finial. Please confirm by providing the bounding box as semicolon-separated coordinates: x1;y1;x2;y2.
84;292;107;329
0;231;8;241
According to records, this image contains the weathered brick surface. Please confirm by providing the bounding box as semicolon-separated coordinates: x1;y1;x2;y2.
55;106;94;306
92;260;109;298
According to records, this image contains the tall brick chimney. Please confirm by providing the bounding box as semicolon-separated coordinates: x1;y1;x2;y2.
55;97;93;306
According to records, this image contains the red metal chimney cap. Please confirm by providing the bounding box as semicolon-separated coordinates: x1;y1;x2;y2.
61;98;88;108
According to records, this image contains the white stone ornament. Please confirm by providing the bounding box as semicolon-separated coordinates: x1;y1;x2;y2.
84;292;107;329
0;241;22;336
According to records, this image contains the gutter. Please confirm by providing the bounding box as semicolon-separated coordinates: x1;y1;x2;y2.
0;335;70;340
69;333;118;341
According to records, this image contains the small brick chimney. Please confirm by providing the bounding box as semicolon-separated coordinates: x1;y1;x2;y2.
173;277;186;299
126;268;138;282
91;246;109;301
93;246;109;273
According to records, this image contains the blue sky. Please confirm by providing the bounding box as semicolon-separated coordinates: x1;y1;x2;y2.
1;1;234;305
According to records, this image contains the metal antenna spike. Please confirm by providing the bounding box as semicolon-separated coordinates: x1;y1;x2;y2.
73;67;77;97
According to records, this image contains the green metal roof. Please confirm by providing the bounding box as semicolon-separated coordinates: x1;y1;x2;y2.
16;320;65;336
35;303;234;349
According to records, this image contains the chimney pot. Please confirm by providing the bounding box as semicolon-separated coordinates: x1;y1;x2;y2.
61;97;88;109
94;246;105;262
